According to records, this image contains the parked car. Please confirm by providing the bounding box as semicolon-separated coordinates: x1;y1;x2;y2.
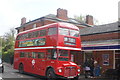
0;58;4;73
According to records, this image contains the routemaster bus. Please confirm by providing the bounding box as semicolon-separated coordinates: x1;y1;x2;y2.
14;22;81;80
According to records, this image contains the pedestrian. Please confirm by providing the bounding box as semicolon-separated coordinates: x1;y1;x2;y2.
83;59;91;78
89;58;94;78
94;60;101;77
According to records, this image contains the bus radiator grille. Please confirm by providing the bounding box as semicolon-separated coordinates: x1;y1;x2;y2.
64;67;77;77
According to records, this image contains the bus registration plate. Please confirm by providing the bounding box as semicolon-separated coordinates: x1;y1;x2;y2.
68;76;74;78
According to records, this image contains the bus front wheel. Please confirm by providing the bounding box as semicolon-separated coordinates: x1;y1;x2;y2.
19;64;24;74
46;68;56;80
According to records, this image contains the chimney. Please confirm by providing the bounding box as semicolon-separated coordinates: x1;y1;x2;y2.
57;8;68;20
86;15;94;25
21;17;26;25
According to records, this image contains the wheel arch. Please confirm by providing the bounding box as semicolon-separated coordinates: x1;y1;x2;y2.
45;66;55;75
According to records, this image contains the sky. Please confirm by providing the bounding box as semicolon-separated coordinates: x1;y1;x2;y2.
118;1;120;20
0;0;119;36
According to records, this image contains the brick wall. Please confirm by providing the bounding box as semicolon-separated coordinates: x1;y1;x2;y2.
93;50;114;73
81;32;119;41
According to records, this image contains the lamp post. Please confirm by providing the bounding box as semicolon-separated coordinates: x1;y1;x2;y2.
0;36;3;59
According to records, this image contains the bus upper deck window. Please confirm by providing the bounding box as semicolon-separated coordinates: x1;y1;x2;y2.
40;29;46;36
59;28;69;36
70;30;79;37
48;27;57;35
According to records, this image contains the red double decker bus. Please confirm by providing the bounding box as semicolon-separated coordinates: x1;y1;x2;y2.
14;22;81;80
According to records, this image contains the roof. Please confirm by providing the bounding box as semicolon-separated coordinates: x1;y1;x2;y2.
16;14;91;30
44;14;88;25
80;22;119;36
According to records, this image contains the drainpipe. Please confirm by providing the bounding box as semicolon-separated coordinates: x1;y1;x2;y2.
113;50;115;69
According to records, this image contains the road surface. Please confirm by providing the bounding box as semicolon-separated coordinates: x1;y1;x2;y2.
0;63;112;80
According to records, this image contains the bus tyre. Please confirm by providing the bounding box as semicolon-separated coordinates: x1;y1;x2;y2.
46;68;56;80
2;66;4;73
19;64;24;74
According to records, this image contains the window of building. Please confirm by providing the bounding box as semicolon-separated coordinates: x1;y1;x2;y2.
33;24;37;28
48;27;57;35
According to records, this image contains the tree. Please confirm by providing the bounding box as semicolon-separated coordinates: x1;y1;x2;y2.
0;37;3;58
74;15;99;25
74;15;86;23
2;28;16;63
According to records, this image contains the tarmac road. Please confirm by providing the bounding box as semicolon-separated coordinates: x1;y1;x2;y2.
0;63;113;80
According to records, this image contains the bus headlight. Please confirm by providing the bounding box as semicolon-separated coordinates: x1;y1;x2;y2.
78;69;80;72
58;69;62;73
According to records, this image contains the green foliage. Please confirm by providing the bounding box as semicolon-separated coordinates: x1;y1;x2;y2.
74;15;86;23
1;28;16;62
74;14;99;25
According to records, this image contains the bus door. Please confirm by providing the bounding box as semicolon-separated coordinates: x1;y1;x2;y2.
34;51;46;75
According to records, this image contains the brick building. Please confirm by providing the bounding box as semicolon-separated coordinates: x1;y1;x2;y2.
80;22;120;73
16;8;91;33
